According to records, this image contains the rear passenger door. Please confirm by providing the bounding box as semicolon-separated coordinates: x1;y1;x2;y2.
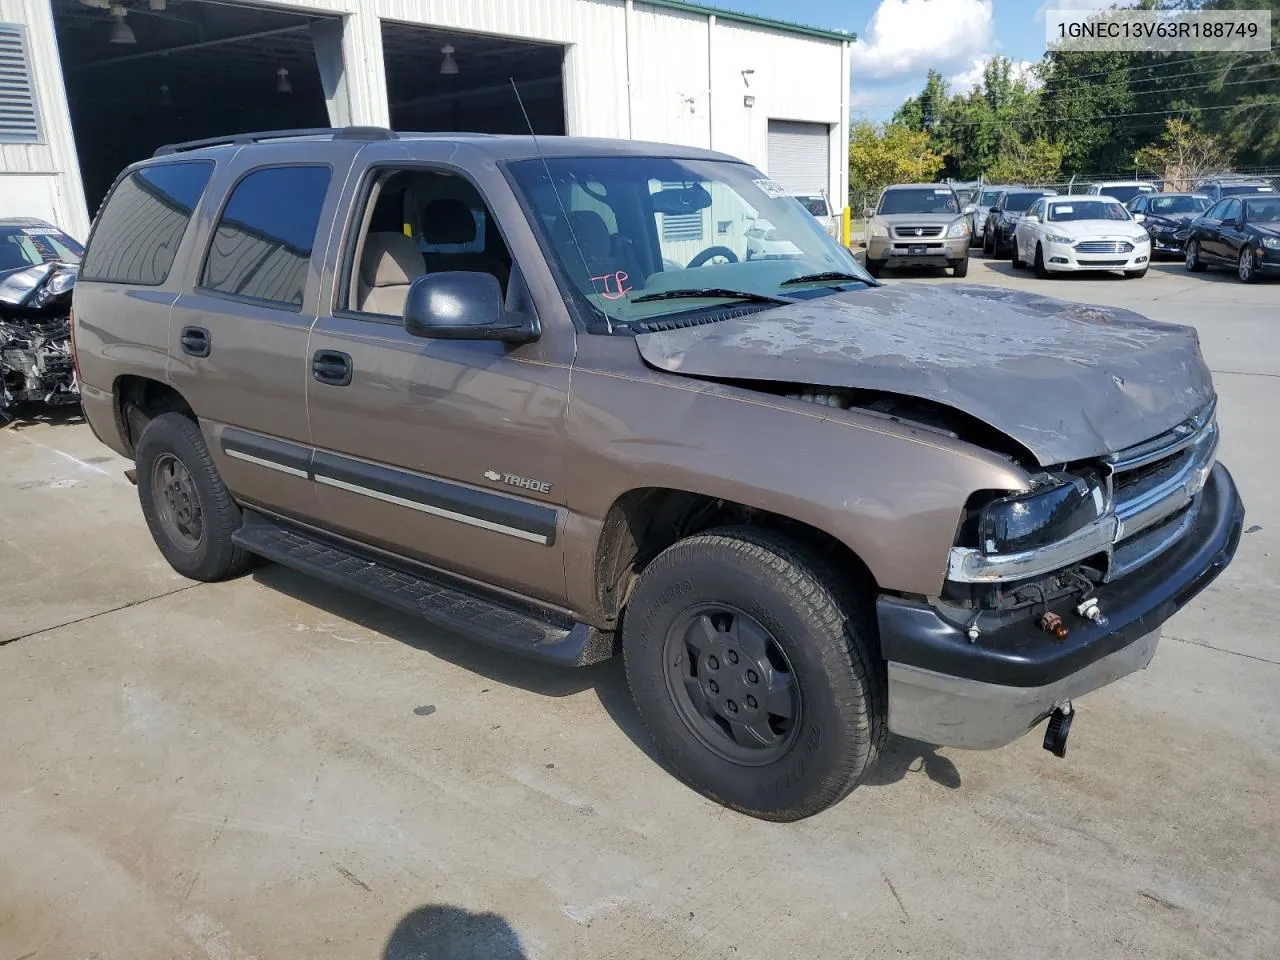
167;143;361;524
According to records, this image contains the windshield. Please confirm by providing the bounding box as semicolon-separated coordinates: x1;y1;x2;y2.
1245;197;1280;221
0;225;83;273
1001;192;1046;213
877;188;959;215
1096;185;1151;204
1148;195;1209;215
953;187;978;205
1048;200;1130;222
1222;183;1276;197
507;156;869;331
792;194;829;217
979;190;1005;206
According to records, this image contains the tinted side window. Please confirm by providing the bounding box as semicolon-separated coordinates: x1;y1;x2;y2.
81;161;213;284
1220;199;1240;221
201;165;331;308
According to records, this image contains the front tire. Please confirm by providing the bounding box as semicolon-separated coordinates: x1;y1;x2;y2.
864;257;883;278
1033;243;1050;278
951;257;969;278
136;412;254;582
622;527;885;821
983;230;994;257
1185;240;1207;272
1124;266;1148;279
1238;248;1258;283
1011;242;1025;269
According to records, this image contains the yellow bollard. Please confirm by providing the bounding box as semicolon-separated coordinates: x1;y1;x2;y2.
842;206;852;248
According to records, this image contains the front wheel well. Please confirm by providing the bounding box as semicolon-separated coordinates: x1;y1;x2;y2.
113;375;195;458
594;488;877;622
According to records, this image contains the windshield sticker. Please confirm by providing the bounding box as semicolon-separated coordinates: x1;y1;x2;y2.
934;189;951;195
1053;205;1073;214
752;179;788;199
21;228;60;236
591;270;632;301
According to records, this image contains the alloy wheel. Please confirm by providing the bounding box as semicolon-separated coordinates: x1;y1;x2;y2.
1239;249;1254;282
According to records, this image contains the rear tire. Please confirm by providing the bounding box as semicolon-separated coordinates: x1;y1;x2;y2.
622;527;885;821
136;412;254;582
1033;243;1050;278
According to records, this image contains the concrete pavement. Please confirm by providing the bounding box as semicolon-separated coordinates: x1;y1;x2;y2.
2;257;1277;960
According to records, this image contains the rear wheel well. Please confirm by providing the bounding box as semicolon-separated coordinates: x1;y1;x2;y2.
114;376;195;458
594;488;877;623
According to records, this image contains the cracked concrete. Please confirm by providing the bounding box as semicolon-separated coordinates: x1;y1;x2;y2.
1;260;1277;960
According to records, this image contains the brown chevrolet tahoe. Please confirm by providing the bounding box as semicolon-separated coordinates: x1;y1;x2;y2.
72;127;1244;821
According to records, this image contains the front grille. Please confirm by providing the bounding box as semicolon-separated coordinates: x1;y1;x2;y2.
1076;240;1135;254
892;225;943;239
1106;407;1218;580
1081;259;1127;266
890;242;943;250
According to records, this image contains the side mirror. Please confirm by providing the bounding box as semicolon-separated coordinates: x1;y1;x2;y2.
1132;212;1146;222
963;204;977;215
403;271;537;344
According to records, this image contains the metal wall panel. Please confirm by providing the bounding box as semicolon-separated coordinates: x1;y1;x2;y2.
629;3;710;148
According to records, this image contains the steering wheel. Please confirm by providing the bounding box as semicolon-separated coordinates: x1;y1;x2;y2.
687;246;739;268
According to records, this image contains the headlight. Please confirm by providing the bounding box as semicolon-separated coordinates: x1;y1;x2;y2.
979;470;1107;555
1045;233;1072;244
870;220;889;238
1263;236;1280;250
1134;232;1150;243
946;219;970;238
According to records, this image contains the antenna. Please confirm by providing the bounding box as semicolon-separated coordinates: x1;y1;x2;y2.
509;77;614;333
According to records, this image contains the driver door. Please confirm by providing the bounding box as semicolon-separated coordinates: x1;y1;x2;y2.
1205;199;1238;262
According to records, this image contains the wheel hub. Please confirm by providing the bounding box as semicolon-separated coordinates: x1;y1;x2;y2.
153;453;203;550
664;605;801;765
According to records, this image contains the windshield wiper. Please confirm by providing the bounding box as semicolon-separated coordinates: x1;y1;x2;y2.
630;287;793;306
779;271;871;288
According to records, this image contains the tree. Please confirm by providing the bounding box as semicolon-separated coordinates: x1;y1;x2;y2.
986;138;1064;185
848;122;944;210
1134;118;1231;190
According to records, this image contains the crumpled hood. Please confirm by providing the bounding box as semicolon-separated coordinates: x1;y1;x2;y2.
634;283;1215;467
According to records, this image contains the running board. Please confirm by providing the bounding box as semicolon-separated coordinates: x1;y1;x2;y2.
232;513;613;666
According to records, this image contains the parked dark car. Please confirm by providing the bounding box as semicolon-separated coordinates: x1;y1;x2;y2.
1196;178;1277;204
1128;193;1210;258
983;188;1056;258
1184;195;1280;282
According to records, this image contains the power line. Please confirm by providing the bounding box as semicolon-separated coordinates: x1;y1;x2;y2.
922;98;1280;129
1045;75;1279;103
1036;50;1269;87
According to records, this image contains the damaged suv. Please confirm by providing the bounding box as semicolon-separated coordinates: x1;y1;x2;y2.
73;129;1243;821
0;218;81;416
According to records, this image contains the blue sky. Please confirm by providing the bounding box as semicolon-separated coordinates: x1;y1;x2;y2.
722;0;1090;121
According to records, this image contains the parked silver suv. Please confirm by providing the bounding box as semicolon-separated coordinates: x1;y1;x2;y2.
865;184;972;277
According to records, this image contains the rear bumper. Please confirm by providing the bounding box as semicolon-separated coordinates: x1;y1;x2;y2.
878;463;1244;749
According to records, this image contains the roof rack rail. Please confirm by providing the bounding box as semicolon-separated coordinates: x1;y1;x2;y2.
153;126;397;157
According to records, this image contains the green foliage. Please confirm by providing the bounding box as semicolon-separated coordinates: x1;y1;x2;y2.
848;121;944;207
868;6;1278;184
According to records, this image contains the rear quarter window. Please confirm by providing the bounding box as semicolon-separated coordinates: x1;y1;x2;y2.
80;161;214;285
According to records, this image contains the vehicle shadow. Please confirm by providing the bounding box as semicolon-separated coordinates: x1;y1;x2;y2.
383;904;528;959
251;563;610;700
860;735;963;790
1151;261;1266;284
0;401;84;430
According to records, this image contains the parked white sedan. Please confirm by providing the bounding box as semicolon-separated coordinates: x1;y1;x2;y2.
1013;195;1152;278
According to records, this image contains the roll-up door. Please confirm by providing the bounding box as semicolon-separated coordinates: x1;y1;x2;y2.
766;120;830;196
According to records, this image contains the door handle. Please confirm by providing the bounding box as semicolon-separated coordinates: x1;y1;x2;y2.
312;350;352;387
180;326;210;358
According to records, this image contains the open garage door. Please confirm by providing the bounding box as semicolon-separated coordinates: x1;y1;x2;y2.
382;22;564;136
52;1;339;213
767;120;830;196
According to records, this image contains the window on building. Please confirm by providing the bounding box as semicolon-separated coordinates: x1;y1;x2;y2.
659;181;706;242
0;24;40;143
201;165;331;308
80;161;214;285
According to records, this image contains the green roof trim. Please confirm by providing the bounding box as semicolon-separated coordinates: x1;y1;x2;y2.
641;0;855;44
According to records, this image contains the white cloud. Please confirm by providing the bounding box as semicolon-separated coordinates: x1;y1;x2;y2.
850;0;994;82
948;56;1039;93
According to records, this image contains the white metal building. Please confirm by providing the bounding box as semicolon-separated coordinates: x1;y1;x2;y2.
0;0;851;242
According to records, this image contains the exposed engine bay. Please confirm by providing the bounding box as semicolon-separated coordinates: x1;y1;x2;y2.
0;261;79;416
